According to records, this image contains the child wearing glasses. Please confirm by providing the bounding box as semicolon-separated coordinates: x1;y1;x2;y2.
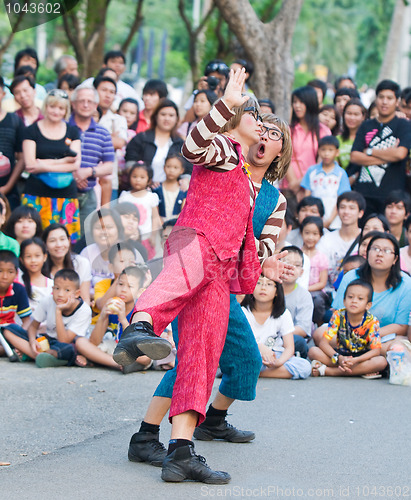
309;279;387;377
300;135;351;229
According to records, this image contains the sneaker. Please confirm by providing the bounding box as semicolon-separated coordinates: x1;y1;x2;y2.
194;418;255;443
113;321;172;366
128;431;167;467
161;444;231;484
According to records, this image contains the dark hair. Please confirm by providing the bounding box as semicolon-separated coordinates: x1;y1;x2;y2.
282;245;304;265
291;86;320;141
307;79;327;102
300;215;324;236
93;76;117;92
95;67;117;79
296;196;325;218
318;135;340;149
57;73;80;91
384;189;411;213
162;218;178;230
108;240;137;265
20;237;47;299
204;60;229;78
344;278;373;303
42;223;74;276
319;104;341;136
343;254;366;269
0;250;19;270
114;201;140;222
361;213;390;234
0;75;4;89
14;65;36;79
119;265;147;288
54;268;80;289
376;79;401;99
129;161;153;185
358;232;401;290
368;101;377;119
340;98;367;141
142;79;168;98
284;207;294;229
88;208;124;244
337;191;366;212
104;50;126;64
14;48;39;73
359;230;383;248
118;98;140;130
241;276;285;319
404;214;411;231
334;87;360;104
4;205;42;240
150;98;179;134
10;75;35;94
165;152;185;170
334;75;357;90
233;58;254;79
400;86;411;100
258;98;275;113
194;89;218;107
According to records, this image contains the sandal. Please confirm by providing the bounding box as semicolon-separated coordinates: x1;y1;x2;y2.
311;360;326;376
361;372;382;379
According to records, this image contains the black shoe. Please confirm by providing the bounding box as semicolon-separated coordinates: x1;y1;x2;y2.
161;444;231;484
113;321;172;366
194;418;255;443
128;431;167;467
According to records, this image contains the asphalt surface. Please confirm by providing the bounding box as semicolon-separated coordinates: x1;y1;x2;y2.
1;358;410;500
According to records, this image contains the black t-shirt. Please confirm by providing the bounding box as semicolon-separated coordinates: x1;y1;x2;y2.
0;112;24;186
23;121;80;198
351;116;411;199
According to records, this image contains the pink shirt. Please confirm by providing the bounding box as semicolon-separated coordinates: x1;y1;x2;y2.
289;122;331;181
308;251;329;289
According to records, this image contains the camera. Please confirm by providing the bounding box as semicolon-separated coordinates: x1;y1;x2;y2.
207;76;219;91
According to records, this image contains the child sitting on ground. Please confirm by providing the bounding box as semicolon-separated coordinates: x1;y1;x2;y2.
301;135;351;229
241;275;311;379
308;279;387;377
91;265;156;372
152;153;187;222
280;245;314;358
0;250;32;359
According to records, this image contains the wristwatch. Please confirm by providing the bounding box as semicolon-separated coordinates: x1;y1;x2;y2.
366;147;373;156
331;353;340;365
91;167;97;179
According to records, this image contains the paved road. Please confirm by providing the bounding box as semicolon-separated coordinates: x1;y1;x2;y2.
1;358;410;500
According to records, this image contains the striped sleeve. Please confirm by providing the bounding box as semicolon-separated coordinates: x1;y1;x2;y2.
254;188;287;263
182;99;239;171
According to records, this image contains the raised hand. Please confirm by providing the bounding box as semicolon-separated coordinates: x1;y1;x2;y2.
261;251;295;284
223;68;249;109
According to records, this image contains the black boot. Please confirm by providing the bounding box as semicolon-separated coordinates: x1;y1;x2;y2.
128;431;167;467
194;416;255;443
161;444;231;484
113;321;172;366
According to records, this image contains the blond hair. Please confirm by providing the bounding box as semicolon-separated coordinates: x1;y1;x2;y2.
219;95;260;134
261;113;292;182
42;91;71;120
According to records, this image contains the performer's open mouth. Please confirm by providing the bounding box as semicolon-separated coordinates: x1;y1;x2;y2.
257;143;265;158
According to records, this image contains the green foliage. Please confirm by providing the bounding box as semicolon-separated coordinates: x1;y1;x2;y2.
293;70;316;90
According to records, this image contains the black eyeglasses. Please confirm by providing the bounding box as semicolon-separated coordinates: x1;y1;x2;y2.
48;89;69;99
260;125;284;142
244;106;262;123
205;62;229;75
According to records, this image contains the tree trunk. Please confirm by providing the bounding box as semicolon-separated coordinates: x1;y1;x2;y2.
214;0;304;120
378;0;406;82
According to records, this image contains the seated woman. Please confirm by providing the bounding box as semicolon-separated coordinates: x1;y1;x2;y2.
315;233;411;356
21;89;81;243
42;223;91;305
241;275;311;380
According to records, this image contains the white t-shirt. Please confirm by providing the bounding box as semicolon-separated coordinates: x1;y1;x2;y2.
317;229;359;291
242;306;294;352
118;190;159;238
72;254;92;284
151;138;173;183
33;295;91;339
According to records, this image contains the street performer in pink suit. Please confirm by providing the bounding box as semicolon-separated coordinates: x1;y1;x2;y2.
113;68;293;484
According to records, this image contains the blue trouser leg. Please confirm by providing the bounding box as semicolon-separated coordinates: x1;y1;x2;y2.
293;334;308;359
154;295;262;401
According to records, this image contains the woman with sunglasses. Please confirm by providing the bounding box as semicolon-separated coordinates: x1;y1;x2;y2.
328;232;411;356
115;70;293;483
21;89;81;244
